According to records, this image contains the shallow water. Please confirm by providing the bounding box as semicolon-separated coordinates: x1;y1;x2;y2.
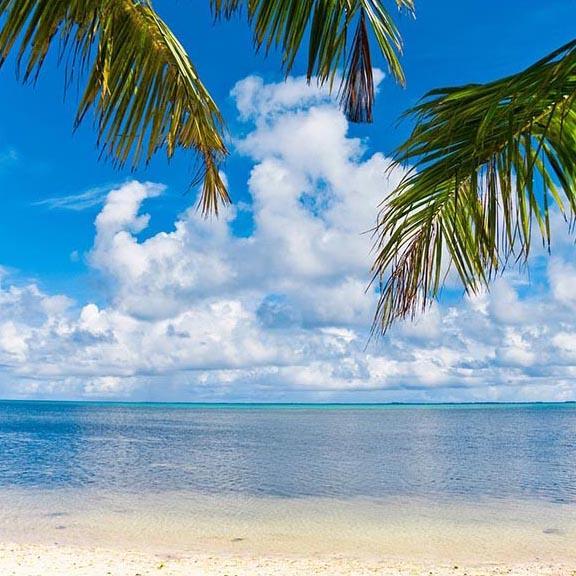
0;401;575;560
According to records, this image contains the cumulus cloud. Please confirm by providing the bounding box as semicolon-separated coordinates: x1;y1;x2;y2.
0;74;575;402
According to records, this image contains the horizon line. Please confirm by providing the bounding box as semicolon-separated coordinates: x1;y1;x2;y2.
0;399;574;406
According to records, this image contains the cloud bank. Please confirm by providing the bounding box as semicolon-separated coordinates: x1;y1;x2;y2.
1;75;575;402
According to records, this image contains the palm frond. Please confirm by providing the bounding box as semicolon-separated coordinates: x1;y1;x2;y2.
211;0;414;123
0;0;229;215
340;11;373;122
373;39;576;333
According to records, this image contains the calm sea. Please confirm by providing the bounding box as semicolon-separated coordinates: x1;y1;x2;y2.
0;401;575;560
0;401;574;501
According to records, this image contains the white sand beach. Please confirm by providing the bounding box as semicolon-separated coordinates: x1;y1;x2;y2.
0;543;574;576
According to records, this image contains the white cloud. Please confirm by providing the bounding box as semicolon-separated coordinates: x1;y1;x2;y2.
232;75;332;121
0;74;574;401
549;258;576;309
487;280;529;325
34;184;116;211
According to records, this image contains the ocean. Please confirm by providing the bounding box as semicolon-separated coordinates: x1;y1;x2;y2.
0;401;575;561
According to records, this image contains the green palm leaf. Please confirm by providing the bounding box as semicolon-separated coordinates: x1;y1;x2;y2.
0;0;229;214
373;39;576;333
211;0;414;123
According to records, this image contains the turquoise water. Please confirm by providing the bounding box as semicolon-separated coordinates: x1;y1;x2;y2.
0;401;574;502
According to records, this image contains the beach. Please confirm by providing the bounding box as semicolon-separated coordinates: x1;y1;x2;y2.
1;0;575;570
0;489;575;575
0;543;574;576
0;403;574;575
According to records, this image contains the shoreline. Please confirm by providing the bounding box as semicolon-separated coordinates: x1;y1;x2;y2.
0;489;575;572
0;543;574;576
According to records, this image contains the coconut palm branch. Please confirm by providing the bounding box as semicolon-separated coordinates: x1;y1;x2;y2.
373;39;576;333
0;0;231;214
0;1;412;215
211;0;414;122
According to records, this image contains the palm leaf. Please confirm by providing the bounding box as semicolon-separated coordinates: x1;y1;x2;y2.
211;0;414;123
373;39;576;333
0;0;229;215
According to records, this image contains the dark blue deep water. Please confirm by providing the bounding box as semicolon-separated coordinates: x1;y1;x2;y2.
0;401;575;503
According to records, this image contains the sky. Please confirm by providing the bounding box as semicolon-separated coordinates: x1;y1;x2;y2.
0;1;575;402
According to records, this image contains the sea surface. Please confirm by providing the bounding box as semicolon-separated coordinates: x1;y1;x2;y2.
0;401;575;561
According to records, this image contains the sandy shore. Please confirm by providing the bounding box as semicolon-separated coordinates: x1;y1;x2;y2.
1;490;575;575
0;543;573;576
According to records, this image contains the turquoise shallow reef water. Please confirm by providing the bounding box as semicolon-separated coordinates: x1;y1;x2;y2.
0;401;575;561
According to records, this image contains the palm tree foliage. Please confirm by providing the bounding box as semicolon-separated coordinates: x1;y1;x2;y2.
373;39;576;333
211;0;414;122
6;1;573;337
0;0;413;214
0;0;229;214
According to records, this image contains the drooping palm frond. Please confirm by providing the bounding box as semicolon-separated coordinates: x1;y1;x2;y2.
211;0;414;123
373;39;576;333
0;0;229;214
341;10;373;122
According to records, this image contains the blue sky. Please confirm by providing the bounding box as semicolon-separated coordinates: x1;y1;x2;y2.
0;1;575;402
